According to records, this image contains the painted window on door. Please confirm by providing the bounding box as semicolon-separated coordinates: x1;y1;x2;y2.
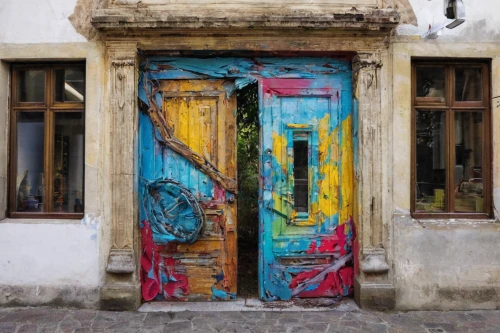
293;133;309;214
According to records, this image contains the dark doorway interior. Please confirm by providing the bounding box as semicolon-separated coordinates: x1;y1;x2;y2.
236;83;260;298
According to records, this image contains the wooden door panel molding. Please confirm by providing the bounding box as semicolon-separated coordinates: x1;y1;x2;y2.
260;77;356;301
139;78;237;301
141;79;237;193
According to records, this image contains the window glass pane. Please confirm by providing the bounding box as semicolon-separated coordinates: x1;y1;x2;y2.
455;68;482;102
16;112;45;212
16;70;45;103
454;112;483;212
416;66;445;101
293;137;309;213
55;68;85;102
52;112;84;213
415;111;446;212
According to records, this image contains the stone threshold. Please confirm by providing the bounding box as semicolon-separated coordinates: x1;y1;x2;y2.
139;297;358;312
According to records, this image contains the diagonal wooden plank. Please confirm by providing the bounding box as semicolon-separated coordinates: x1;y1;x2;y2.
142;79;238;193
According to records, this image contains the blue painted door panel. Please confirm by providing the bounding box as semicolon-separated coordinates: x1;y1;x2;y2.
259;77;356;301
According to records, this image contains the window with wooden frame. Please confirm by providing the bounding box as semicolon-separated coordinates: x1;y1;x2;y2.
411;60;491;218
9;64;85;218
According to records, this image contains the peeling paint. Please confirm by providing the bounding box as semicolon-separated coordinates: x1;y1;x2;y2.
260;73;356;301
138;57;356;302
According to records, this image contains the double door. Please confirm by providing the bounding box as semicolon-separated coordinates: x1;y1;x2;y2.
139;73;354;302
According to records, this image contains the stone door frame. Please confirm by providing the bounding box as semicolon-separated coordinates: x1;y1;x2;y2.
98;32;397;309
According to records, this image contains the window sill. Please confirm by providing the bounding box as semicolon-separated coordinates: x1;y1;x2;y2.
8;212;84;220
0;217;84;225
411;212;491;220
411;217;498;226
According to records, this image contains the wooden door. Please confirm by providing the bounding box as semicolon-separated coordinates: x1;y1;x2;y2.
139;79;237;301
259;78;355;301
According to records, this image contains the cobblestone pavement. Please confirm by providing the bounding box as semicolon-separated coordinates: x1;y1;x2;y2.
0;307;499;333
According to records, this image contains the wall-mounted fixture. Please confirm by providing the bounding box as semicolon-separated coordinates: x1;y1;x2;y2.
423;0;466;39
445;0;466;28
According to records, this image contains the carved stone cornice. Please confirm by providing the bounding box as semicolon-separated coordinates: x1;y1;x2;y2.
92;7;400;37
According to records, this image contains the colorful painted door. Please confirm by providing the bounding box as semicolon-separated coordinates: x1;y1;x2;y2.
259;78;356;301
139;79;237;301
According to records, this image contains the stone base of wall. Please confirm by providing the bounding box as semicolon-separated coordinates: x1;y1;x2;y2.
396;286;500;311
354;279;396;310
0;285;99;309
100;282;141;311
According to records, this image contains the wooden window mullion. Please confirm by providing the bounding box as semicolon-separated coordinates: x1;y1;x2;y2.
410;65;416;214
447;108;455;213
447;66;454;213
483;64;492;216
44;109;53;213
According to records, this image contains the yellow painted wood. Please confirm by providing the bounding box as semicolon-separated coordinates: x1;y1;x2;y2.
160;79;238;301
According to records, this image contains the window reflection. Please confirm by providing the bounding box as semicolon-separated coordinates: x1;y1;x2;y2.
454;112;483;212
455;68;482;102
52;112;84;213
16;112;45;212
416;67;445;101
55;68;85;102
415;111;446;212
17;70;45;102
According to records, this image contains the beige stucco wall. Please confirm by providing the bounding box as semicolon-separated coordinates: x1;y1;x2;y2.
0;42;110;308
391;40;500;310
398;0;500;42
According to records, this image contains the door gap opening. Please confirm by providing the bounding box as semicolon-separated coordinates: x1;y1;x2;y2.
236;82;260;298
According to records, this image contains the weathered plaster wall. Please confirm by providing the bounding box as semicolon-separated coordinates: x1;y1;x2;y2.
398;0;500;41
0;0;86;43
391;41;500;310
0;222;100;307
394;219;500;310
0;43;108;308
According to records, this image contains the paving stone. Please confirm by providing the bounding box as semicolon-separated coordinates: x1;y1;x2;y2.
0;307;498;333
16;324;37;333
215;312;247;323
57;316;81;333
222;322;255;333
144;312;176;327
169;312;197;322
303;322;330;332
35;325;58;333
140;328;165;333
162;320;192;332
73;328;93;333
352;312;387;324
90;312;120;330
288;325;309;333
359;323;389;333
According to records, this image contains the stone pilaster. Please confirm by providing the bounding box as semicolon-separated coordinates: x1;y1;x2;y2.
353;52;395;310
100;42;141;310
